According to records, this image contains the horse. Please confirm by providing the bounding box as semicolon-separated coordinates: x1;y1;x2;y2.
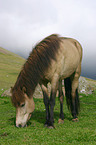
11;34;83;128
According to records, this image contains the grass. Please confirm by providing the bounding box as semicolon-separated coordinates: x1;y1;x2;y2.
0;91;96;145
0;47;96;144
0;47;25;91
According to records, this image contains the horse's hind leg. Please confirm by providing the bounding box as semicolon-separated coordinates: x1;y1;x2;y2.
58;80;64;124
40;83;50;127
71;76;79;121
71;67;81;121
64;67;80;121
64;77;72;116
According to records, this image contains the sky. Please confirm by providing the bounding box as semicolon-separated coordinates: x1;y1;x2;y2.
0;0;96;79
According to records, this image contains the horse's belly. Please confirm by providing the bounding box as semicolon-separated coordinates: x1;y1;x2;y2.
44;57;79;81
60;55;80;79
60;66;76;79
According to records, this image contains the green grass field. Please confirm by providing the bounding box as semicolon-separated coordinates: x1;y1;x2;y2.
0;47;96;145
0;91;96;145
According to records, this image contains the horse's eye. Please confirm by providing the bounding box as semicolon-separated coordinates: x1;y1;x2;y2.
21;103;25;107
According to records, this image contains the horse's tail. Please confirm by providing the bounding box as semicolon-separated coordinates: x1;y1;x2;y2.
64;78;80;117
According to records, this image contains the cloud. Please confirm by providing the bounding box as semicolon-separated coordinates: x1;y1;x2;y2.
0;0;96;48
0;0;96;79
0;0;58;51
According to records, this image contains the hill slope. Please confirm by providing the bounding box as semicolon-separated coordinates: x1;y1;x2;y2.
0;47;25;91
0;47;96;97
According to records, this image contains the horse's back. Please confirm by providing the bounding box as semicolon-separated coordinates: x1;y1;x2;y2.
60;37;82;59
44;37;82;80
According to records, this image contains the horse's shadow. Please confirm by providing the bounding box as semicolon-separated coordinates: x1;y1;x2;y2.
9;110;72;127
29;109;72;126
8;117;16;126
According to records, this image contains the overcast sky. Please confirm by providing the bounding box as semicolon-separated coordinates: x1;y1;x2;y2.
0;0;96;79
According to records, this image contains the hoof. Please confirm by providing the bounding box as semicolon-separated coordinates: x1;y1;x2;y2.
58;119;64;124
48;125;55;129
44;123;48;128
72;118;78;122
44;121;55;129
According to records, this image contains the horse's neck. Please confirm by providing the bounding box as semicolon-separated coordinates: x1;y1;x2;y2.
23;74;39;97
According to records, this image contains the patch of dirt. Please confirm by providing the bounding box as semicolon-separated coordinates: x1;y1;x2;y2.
1;132;9;137
1;88;11;97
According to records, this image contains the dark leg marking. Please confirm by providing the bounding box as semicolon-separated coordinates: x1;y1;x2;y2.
40;83;50;127
43;91;50;127
58;80;64;123
64;77;79;120
48;91;56;128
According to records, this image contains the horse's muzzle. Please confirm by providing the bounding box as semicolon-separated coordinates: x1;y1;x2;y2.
16;124;27;128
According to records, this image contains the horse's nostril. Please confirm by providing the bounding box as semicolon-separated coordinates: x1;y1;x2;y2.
18;124;22;128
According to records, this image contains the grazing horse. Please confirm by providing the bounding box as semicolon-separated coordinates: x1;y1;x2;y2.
11;34;83;128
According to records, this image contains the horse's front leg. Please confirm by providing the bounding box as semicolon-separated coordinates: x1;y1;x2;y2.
40;83;50;127
48;91;56;128
48;74;59;128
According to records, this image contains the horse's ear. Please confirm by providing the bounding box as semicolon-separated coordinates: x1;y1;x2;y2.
22;87;26;93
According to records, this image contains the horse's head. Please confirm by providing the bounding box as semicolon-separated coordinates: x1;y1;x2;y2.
11;87;35;127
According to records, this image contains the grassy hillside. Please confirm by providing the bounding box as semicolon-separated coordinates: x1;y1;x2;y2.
0;47;25;93
0;47;96;144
